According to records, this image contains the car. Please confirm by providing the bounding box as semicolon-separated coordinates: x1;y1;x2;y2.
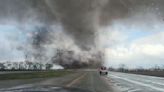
99;66;108;75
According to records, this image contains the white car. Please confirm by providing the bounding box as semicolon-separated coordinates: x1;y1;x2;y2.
99;66;108;75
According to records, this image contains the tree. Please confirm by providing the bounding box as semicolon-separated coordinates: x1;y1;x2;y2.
46;63;53;70
18;62;25;70
118;64;126;72
33;63;38;70
13;62;19;70
26;61;33;70
154;65;160;71
0;63;5;70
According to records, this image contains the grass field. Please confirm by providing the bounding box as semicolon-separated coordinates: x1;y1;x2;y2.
0;70;73;80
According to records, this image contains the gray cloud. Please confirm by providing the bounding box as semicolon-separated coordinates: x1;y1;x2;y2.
1;0;164;50
0;0;164;68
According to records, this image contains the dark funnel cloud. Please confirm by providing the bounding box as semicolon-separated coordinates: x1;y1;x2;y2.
31;26;52;62
45;0;108;50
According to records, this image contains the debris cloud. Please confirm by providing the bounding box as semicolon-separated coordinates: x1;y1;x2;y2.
1;0;164;68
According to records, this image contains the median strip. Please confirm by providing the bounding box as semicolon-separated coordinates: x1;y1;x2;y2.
0;71;72;80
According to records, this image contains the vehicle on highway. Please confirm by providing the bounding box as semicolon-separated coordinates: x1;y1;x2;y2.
99;66;108;75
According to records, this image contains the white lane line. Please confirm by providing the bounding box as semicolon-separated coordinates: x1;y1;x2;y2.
66;73;86;87
142;79;164;86
128;89;141;92
109;74;164;92
112;72;164;86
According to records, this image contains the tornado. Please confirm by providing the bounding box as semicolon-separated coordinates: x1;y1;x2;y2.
45;0;109;50
0;0;163;68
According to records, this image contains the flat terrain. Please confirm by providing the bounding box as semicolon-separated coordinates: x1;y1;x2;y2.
0;71;71;80
1;70;164;92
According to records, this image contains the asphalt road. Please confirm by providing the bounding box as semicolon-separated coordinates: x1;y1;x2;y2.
1;71;164;92
108;72;164;92
0;70;116;92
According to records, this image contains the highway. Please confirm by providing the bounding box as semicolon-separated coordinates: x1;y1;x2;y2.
0;71;115;92
108;72;164;92
0;71;164;92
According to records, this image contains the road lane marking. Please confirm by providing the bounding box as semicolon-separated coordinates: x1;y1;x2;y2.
110;72;164;87
109;74;164;92
128;89;141;92
66;73;86;87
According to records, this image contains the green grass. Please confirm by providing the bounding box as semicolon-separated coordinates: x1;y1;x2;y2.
0;70;73;80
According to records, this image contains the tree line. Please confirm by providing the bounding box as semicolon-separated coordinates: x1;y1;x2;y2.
108;64;164;72
0;61;54;71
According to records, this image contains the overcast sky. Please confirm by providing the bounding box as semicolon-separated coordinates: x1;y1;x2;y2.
103;12;164;68
0;0;164;68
